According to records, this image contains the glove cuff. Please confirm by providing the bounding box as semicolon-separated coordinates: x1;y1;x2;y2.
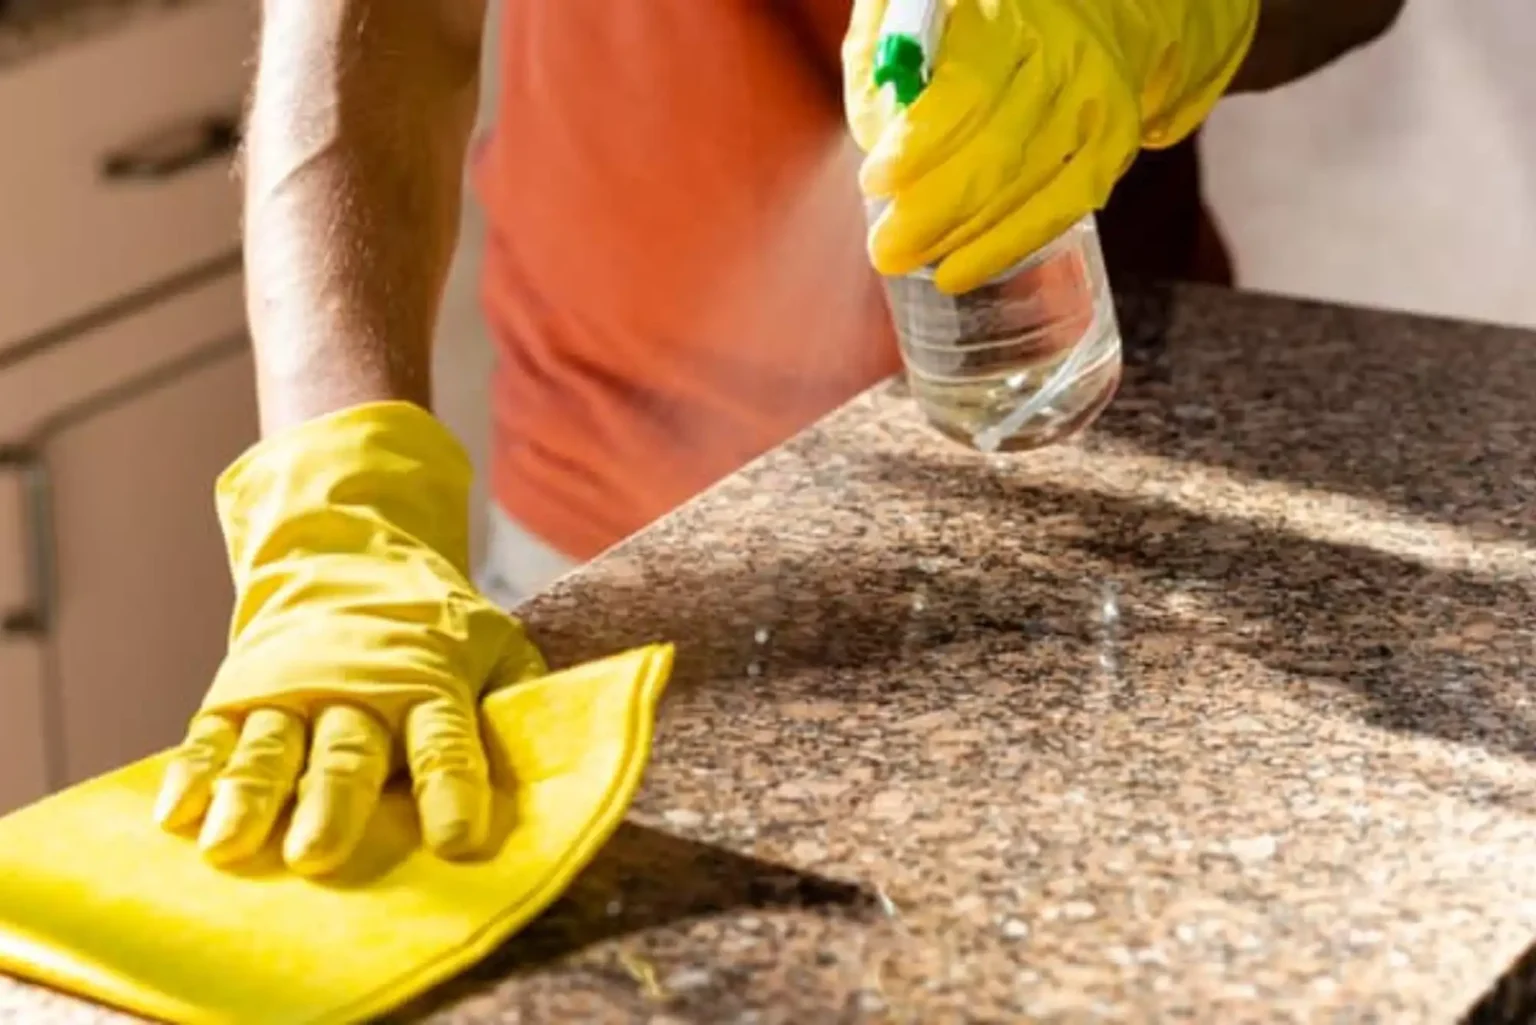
1137;0;1260;150
215;401;475;582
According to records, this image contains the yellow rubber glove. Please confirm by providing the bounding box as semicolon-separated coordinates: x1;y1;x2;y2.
843;0;1259;292
152;401;547;877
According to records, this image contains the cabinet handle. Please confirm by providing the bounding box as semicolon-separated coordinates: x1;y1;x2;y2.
100;113;241;183
0;448;53;637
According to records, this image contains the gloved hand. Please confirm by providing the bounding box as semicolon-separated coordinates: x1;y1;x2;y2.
844;0;1258;292
153;402;547;877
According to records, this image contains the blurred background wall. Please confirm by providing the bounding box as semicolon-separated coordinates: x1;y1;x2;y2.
1203;0;1536;328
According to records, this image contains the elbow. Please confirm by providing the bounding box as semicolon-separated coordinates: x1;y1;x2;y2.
1351;0;1408;50
1229;0;1408;94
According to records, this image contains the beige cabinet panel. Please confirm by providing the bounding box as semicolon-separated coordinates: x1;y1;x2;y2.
44;341;256;786
0;451;50;814
0;640;48;816
0;0;255;351
0;263;251;795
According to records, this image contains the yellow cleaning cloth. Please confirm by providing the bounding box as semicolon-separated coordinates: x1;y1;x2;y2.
0;643;674;1025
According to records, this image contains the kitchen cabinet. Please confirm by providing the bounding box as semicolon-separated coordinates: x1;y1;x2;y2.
0;270;255;810
0;453;48;810
0;0;258;813
0;641;47;813
0;0;254;351
48;336;255;785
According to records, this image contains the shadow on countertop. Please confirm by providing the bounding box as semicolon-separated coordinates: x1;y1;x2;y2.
1463;939;1536;1024
451;281;1536;1022
1102;280;1536;548
384;823;878;1022
523;413;1536;809
513;283;1535;773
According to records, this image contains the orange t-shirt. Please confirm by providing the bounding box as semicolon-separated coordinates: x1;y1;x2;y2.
473;1;899;561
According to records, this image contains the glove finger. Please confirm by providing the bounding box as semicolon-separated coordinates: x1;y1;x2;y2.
406;696;493;859
282;704;392;877
483;627;549;698
858;2;1037;196
859;68;997;202
932;145;1108;294
841;0;891;152
198;707;306;866
933;96;1138;295
868;55;1065;276
154;713;240;831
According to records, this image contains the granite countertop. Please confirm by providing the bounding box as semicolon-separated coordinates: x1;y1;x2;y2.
0;0;199;73
5;282;1536;1023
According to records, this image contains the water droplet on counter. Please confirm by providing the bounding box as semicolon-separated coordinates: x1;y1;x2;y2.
1044;900;1098;922
1173;403;1216;423
754;626;771;645
1228;835;1278;862
856;991;887;1013
664;968;712;992
1346;928;1384;948
1100;591;1120;624
876;888;900;919
747;661;764;678
1001;918;1030;940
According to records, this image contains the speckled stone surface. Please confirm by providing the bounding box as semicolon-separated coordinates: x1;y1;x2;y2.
0;0;201;72
4;283;1536;1023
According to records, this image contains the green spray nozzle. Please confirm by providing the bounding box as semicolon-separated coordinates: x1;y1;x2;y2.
872;0;946;107
873;34;928;107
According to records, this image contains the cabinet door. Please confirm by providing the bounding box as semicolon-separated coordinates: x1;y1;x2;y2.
46;340;257;785
0;641;48;814
0;0;255;351
0;458;51;813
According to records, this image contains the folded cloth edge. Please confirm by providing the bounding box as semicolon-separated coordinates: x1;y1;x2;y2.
0;642;676;1025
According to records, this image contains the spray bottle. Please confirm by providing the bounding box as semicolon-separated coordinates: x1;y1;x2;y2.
870;0;1124;453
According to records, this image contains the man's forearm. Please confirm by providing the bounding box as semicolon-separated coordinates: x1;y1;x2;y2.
1230;0;1406;93
244;1;486;435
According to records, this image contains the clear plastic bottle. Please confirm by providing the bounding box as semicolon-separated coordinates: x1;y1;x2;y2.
877;214;1124;453
867;0;1123;452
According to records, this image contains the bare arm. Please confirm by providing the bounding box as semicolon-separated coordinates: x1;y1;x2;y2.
1230;0;1407;93
243;0;487;434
